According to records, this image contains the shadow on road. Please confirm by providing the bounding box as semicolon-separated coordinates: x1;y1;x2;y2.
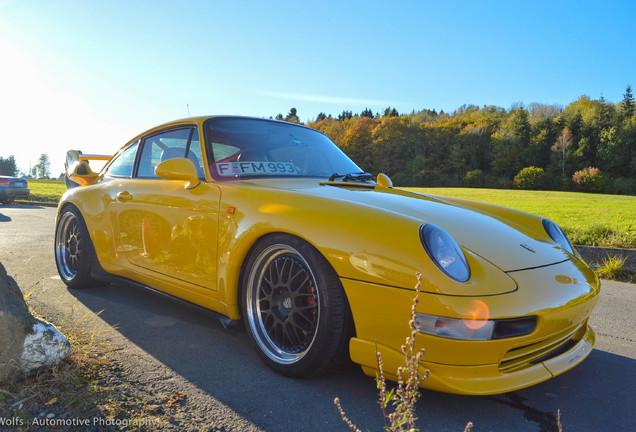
2;204;46;209
0;213;11;222
70;282;636;431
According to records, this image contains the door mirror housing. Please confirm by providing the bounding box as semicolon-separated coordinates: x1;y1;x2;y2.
155;158;201;189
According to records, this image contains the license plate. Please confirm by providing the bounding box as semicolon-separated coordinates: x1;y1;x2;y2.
14;182;25;187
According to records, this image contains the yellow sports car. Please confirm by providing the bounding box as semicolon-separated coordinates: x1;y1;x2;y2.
55;116;600;395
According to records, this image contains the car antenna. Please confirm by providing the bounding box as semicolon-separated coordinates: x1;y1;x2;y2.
186;104;191;117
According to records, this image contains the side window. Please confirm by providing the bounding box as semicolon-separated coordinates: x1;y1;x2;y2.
137;129;192;178
106;142;139;177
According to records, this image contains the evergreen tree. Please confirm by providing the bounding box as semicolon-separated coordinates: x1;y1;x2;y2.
622;85;635;118
383;107;399;117
360;108;374;118
284;107;300;124
597;96;613;131
0;155;18;176
337;110;352;121
509;108;531;147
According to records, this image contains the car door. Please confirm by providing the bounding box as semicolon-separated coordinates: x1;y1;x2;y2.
115;126;222;303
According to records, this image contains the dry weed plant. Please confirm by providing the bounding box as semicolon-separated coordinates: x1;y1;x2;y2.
335;274;474;432
595;254;630;281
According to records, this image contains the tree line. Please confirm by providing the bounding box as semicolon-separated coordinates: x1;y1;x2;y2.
3;89;634;194
0;154;50;178
279;86;636;194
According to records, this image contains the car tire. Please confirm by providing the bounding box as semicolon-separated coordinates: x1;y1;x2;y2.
242;234;353;378
54;205;97;289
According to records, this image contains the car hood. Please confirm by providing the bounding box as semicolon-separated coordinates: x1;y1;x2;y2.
244;178;570;272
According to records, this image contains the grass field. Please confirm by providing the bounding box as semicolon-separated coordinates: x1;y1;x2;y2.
22;181;635;248
26;178;67;203
408;187;636;248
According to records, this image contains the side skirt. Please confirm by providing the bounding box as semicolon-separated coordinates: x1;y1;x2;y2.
89;254;243;331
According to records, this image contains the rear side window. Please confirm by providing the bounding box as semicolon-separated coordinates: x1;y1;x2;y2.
106;142;139;177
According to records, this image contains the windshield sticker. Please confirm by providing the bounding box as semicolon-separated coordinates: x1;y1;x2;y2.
216;161;297;176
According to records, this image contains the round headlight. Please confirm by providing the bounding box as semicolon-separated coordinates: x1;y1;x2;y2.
542;219;574;254
420;224;470;282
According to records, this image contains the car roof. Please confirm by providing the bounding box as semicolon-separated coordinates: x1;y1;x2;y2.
152;115;319;133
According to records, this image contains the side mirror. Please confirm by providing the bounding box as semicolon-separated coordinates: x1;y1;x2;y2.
155;158;201;189
376;173;393;188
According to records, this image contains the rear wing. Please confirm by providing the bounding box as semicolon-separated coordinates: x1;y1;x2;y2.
65;150;112;188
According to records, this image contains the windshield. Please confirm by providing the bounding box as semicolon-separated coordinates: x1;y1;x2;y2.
205;117;361;180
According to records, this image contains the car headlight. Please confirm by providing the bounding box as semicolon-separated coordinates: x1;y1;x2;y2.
420;224;470;282
542;219;574;254
416;313;494;340
415;313;537;341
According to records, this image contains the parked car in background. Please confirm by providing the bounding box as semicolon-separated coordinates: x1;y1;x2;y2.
0;175;30;204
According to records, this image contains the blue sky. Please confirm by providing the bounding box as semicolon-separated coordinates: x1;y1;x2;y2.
1;0;634;176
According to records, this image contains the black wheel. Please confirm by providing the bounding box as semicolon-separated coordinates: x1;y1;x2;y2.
242;234;353;378
54;206;97;289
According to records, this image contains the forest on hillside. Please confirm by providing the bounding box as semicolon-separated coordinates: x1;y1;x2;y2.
276;87;636;195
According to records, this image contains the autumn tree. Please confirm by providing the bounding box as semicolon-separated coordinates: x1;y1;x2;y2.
371;116;416;176
341;117;377;170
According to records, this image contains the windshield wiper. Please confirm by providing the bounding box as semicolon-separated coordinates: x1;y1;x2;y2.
328;172;375;182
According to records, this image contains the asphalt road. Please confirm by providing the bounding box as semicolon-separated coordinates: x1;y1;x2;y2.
1;205;635;431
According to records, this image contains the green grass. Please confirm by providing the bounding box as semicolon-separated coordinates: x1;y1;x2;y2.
25;179;66;203
406;188;636;249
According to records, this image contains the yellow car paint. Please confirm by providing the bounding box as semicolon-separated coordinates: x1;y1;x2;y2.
56;116;600;394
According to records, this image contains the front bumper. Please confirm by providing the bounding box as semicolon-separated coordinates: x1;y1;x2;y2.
342;258;600;395
350;318;594;395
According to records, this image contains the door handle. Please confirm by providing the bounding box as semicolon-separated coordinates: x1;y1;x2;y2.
116;191;133;202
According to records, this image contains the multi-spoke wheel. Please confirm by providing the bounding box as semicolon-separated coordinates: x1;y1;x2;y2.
54;206;96;288
242;234;353;377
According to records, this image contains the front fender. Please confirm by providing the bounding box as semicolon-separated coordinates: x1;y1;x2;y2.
217;183;517;319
